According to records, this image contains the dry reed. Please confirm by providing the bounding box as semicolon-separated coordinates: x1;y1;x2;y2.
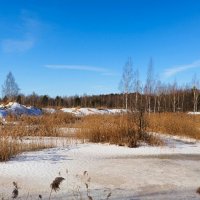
147;113;200;139
49;177;65;200
12;182;18;199
196;187;200;195
0;137;54;161
77;114;162;147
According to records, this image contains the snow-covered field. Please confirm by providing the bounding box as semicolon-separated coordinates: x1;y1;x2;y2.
0;135;200;199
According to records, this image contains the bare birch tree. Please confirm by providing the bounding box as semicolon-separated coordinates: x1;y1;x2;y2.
171;80;177;112
133;69;141;111
192;74;199;112
2;72;20;100
145;58;154;114
119;57;133;111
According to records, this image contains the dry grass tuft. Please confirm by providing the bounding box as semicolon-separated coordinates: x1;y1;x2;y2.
77;113;162;147
196;187;200;195
0;112;77;161
106;192;112;200
3;112;78;138
49;177;65;200
0;138;20;161
147;113;200;139
12;182;18;199
50;177;65;192
0;136;54;162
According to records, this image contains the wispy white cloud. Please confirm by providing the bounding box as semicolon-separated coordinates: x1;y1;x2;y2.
2;38;35;53
45;64;107;73
101;72;120;76
1;10;40;53
163;60;200;78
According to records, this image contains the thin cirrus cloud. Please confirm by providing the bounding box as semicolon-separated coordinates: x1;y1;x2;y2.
163;60;200;78
45;64;108;73
2;38;35;53
1;10;40;53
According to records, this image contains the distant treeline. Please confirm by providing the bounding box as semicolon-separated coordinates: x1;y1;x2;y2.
1;61;200;113
1;87;199;112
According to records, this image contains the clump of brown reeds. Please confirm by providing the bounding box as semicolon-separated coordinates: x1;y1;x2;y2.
3;112;78;138
50;177;65;192
196;187;200;195
20;112;77;127
77;113;162;147
147;113;200;139
0;136;54;162
0;138;20;161
3;170;112;199
49;177;65;199
12;182;18;199
0;111;77;162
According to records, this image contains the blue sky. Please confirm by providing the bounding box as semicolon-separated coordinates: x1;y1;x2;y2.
1;0;200;97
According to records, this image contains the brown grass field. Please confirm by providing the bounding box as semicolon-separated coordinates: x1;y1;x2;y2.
1;111;200;161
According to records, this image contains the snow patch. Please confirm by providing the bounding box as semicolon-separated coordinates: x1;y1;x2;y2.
60;107;126;116
188;111;200;115
0;102;42;118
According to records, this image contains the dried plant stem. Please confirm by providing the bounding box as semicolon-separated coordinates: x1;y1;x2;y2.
49;188;53;200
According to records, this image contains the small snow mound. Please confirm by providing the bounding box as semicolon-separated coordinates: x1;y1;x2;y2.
0;102;42;118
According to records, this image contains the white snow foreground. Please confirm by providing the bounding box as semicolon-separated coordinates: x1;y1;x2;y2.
0;135;200;199
0;102;42;118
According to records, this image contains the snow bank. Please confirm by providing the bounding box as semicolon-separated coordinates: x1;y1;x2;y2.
0;103;126;119
188;111;200;115
60;107;126;116
0;102;42;118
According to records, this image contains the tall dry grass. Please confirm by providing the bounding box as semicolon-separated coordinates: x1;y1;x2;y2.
147;113;200;139
0;112;77;161
77;114;162;147
2;112;77;137
0;137;54;161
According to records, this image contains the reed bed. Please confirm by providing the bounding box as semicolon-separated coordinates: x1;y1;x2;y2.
0;112;77;161
0;136;54;161
147;113;200;139
1;112;78;138
77;114;162;147
1;111;200;161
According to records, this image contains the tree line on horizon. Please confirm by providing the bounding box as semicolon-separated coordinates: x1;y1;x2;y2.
1;58;200;113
